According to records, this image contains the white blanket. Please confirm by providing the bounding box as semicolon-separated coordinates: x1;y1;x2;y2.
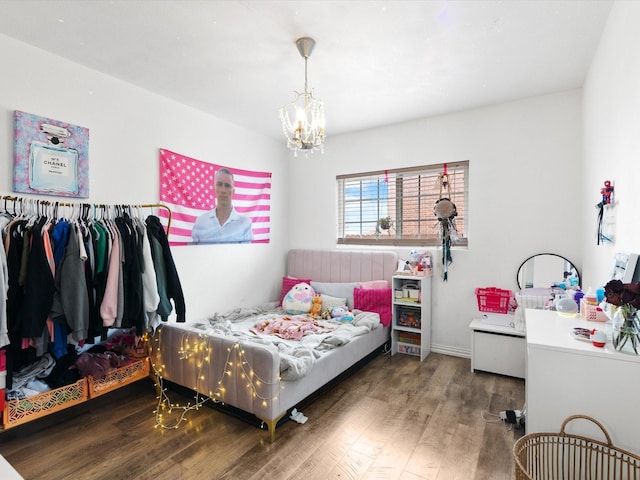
200;302;382;380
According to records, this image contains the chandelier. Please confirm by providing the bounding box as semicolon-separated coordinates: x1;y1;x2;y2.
279;37;325;155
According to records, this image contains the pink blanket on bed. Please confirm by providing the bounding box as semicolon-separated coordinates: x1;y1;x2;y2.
251;315;336;341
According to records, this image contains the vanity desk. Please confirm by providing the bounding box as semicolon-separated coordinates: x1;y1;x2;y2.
525;308;640;454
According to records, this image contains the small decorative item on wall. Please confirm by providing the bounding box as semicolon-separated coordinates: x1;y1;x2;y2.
13;110;89;198
159;148;272;246
596;179;614;245
434;164;459;281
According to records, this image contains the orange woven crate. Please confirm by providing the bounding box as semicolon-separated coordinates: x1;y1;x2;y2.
2;377;88;429
87;357;149;398
475;287;512;314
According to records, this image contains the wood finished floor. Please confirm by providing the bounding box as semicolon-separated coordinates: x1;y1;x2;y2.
0;352;525;480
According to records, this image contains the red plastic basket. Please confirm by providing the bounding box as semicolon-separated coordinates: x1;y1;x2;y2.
475;287;512;314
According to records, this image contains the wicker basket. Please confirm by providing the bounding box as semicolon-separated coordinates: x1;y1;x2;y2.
514;415;640;479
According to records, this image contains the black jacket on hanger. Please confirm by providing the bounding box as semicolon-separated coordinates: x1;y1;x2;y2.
145;215;186;322
22;217;55;338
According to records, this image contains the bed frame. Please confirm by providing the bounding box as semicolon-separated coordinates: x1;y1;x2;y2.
150;248;398;441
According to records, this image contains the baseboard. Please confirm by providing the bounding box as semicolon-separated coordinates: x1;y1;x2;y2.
431;343;470;358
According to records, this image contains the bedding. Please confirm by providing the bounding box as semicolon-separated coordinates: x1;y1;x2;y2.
150;248;398;442
203;302;383;380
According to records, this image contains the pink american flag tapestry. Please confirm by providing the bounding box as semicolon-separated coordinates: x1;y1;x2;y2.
158;148;271;245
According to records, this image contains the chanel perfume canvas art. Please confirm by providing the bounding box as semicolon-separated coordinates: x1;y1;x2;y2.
13;110;89;198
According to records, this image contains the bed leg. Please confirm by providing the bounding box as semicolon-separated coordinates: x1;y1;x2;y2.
260;412;287;443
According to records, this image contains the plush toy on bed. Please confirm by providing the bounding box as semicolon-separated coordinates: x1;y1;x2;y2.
330;305;354;323
283;282;316;315
307;294;323;319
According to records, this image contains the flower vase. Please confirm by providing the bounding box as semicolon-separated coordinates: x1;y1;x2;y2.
612;306;640;354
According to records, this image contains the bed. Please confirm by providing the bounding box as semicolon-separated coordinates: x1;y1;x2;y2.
149;248;398;441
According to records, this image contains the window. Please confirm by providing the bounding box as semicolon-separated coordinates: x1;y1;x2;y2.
337;161;468;247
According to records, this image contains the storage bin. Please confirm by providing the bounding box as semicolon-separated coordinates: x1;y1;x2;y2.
396;344;421;356
1;357;149;429
397;309;421;328
2;378;89;429
402;283;421;301
514;415;640;480
475;287;512;314
87;357;149;398
0;348;6;371
580;299;608;322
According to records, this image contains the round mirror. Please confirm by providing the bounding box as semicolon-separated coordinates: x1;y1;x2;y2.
517;253;580;290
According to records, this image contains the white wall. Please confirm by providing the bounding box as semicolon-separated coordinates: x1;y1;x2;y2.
289;91;583;355
581;1;640;288
1;25;605;355
0;34;290;322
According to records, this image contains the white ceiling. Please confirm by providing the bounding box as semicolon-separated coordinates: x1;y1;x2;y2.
0;0;613;141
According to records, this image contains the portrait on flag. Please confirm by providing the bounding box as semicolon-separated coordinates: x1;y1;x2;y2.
159;149;271;245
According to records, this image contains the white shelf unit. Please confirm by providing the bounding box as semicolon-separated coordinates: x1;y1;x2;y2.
391;274;432;361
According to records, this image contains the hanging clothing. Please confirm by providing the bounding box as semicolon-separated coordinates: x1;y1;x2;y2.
115;214;144;334
50;223;90;343
146;215;186;322
0;197;178;395
0;214;10;348
100;222;121;328
21;217;55;339
139;220;160;317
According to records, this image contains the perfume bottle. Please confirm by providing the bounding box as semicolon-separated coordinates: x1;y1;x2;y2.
28;123;79;195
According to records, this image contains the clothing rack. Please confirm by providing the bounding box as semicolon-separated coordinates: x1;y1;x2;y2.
0;195;172;232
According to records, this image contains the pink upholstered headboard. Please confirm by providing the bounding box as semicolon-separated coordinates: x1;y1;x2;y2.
286;249;398;284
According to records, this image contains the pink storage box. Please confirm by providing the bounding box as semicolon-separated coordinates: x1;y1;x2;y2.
580;299;608;322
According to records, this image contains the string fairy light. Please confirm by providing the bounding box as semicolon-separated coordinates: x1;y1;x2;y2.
149;327;283;430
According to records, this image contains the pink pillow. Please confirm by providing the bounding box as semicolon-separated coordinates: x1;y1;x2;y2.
280;276;312;306
359;280;390;289
353;288;392;327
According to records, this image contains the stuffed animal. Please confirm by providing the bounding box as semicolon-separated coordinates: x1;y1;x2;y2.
282;282;316;314
330;305;354;323
307;294;322;319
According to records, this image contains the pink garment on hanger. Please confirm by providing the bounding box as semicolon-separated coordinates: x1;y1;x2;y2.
42;222;56;341
100;224;120;327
